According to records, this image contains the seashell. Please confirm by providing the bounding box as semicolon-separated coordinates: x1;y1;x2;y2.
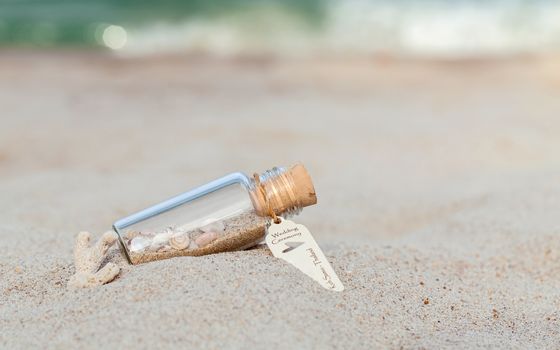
200;220;225;233
149;231;172;251
195;231;218;247
152;231;172;245
169;234;190;250
129;236;151;252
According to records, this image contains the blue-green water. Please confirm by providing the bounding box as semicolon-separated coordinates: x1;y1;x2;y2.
1;0;559;56
0;0;324;46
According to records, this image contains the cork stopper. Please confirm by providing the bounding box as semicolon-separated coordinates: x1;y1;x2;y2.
251;163;317;217
288;163;317;208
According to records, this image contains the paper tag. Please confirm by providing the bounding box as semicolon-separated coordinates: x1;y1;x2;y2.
265;217;344;292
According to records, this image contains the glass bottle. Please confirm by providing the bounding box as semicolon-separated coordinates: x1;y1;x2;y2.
113;163;317;264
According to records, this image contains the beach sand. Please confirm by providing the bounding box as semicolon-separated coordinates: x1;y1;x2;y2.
1;52;560;349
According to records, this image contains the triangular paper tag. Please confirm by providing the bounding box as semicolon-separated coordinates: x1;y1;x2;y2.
265;217;344;292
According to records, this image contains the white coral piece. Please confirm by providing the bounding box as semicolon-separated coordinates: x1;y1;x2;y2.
68;231;120;288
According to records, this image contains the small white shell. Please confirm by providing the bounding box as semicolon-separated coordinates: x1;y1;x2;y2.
200;220;225;233
149;231;172;251
129;236;151;252
152;232;172;245
195;231;218;247
169;234;190;250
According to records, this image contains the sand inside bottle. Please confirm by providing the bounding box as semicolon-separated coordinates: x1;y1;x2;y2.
124;210;269;264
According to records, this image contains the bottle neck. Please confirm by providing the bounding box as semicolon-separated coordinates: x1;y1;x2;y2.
250;166;303;218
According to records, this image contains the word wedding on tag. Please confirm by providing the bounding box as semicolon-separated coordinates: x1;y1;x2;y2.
265;217;344;292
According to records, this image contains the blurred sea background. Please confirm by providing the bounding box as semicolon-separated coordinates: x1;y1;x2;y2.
1;0;560;57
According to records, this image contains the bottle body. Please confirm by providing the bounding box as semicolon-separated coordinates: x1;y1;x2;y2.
113;164;316;265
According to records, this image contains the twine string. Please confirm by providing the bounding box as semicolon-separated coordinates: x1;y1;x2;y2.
253;173;281;224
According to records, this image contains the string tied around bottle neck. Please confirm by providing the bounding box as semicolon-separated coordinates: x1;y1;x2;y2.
253;173;281;224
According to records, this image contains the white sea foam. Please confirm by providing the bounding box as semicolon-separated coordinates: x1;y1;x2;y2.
113;1;560;57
